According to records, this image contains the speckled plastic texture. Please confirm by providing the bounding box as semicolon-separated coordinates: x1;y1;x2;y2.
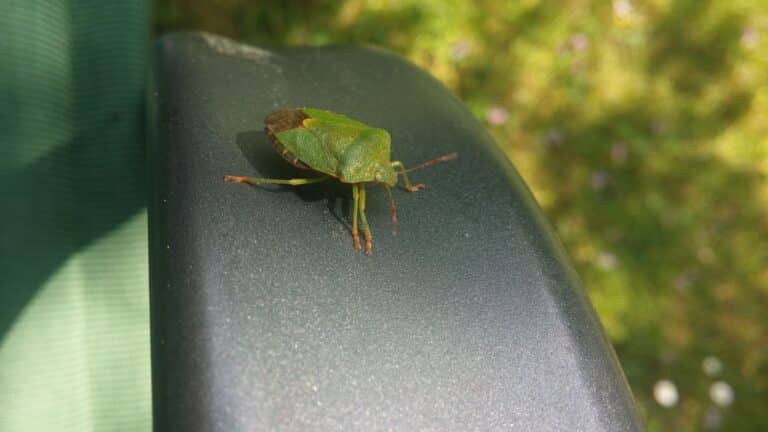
150;32;644;432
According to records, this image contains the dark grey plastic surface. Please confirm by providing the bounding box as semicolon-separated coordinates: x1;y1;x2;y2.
150;32;643;431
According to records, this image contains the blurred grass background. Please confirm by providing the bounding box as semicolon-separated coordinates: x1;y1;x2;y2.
155;0;768;430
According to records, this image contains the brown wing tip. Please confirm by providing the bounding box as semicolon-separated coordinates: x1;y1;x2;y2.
264;108;309;133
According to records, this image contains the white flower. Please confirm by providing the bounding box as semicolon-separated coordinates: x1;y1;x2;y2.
702;356;723;377
710;381;734;407
596;251;618;270
654;379;679;407
613;0;634;19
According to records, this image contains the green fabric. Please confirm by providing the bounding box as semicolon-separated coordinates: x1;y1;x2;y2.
0;1;151;430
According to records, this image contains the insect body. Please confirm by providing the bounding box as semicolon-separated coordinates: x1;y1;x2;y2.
224;108;456;255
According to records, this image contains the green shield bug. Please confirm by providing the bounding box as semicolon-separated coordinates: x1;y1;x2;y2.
224;108;457;255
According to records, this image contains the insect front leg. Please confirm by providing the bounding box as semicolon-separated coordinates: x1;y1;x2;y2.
223;175;328;186
351;184;361;252
384;185;398;234
358;184;373;255
390;161;425;192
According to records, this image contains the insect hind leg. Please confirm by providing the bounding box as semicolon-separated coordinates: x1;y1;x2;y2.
223;175;328;186
351;184;361;252
358;184;373;255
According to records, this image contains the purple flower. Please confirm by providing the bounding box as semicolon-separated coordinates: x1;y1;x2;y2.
674;272;693;291
486;106;509;126
545;128;564;146
591;170;610;190
451;40;472;61
704;407;723;430
610;142;628;165
651;119;668;136
570;33;589;52
741;26;759;49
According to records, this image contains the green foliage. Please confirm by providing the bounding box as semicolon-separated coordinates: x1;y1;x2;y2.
156;1;768;429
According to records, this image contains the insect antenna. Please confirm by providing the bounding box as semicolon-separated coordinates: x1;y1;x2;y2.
404;152;458;173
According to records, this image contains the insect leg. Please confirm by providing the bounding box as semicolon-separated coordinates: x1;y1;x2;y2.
358;184;373;255
390;161;425;192
391;153;457;191
223;175;328;186
351;184;361;252
384;185;398;234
